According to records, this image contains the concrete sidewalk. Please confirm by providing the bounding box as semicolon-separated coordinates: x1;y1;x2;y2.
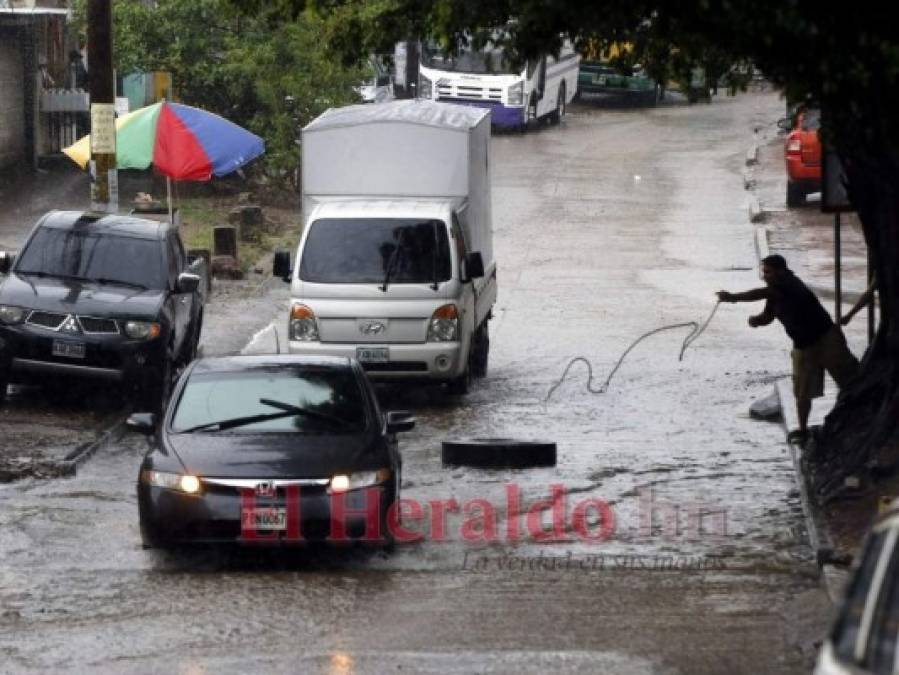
746;126;885;602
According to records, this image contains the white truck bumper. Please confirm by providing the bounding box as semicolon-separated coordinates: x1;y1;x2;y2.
287;341;464;380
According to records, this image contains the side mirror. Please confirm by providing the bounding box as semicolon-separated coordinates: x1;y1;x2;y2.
386;410;416;434
176;272;201;294
273;250;292;282
0;251;15;275
462;252;485;282
126;412;156;434
777;117;792;132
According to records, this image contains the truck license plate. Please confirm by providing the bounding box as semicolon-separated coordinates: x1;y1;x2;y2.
241;507;287;531
356;347;389;363
52;340;85;359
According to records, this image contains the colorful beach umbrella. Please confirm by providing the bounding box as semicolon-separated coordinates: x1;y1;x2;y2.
63;100;265;181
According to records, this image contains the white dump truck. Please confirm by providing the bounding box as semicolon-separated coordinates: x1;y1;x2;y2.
274;100;497;394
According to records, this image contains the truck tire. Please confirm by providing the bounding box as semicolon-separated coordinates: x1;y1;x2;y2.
447;365;471;396
471;322;489;378
442;438;557;468
528;95;539;129
786;181;805;207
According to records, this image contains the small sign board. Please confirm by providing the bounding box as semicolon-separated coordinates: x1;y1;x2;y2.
90;103;117;154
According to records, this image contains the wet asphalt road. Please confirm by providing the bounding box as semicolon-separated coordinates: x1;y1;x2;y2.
0;91;833;673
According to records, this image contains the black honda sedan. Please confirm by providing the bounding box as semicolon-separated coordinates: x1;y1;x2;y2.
131;355;414;548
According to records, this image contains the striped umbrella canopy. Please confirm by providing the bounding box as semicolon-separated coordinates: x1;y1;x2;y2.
63;100;265;181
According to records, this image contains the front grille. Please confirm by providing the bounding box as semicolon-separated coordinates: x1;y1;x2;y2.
26;311;67;330
78;317;119;334
362;361;428;372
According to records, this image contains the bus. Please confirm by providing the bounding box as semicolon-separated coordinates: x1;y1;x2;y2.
417;35;579;130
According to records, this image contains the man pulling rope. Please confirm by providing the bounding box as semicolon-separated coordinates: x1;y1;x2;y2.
717;254;860;447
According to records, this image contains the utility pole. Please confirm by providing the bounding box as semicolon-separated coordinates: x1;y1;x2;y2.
87;0;117;213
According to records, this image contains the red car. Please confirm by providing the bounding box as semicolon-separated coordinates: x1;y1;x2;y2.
784;107;821;207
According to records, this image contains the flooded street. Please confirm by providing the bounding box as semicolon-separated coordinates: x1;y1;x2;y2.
0;91;832;673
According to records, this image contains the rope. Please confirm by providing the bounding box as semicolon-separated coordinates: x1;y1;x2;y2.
544;301;720;403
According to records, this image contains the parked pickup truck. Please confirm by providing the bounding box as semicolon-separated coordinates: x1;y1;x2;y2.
0;211;206;410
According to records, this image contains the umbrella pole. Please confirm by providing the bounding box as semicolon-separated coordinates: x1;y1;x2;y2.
166;176;174;226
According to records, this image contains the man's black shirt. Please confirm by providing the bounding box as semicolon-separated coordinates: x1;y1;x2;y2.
765;271;833;349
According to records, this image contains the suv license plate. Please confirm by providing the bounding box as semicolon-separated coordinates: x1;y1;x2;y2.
52;340;85;359
356;347;389;363
241;507;287;531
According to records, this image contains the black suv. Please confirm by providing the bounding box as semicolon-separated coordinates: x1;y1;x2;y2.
0;211;207;409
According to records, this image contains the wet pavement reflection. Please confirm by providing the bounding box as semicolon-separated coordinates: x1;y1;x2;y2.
0;91;831;673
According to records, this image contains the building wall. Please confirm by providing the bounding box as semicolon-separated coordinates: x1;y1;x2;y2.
0;28;26;171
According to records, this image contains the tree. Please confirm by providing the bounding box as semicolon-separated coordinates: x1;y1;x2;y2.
273;0;899;500
71;0;366;185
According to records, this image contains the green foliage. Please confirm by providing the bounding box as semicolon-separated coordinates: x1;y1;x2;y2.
71;0;365;186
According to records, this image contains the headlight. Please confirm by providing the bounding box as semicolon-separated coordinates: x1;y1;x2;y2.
289;303;319;341
418;74;432;99
427;304;458;342
141;470;201;494
0;305;25;325
507;82;524;106
329;468;391;494
124;321;161;340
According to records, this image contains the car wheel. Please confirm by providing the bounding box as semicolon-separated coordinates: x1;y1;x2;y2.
442;438;558;468
471;322;489;378
551;85;565;124
141;354;173;414
185;313;202;364
528;95;539;129
786;181;805;207
380;475;399;551
0;367;8;405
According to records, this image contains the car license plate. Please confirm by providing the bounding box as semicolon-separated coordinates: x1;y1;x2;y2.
356;347;389;363
593;74;606;85
241;507;287;531
52;340;85;359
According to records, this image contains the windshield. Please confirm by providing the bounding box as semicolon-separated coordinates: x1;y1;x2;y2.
15;227;166;289
421;40;518;75
171;367;367;433
300;218;452;285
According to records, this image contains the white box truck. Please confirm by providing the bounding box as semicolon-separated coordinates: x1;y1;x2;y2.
273;100;497;394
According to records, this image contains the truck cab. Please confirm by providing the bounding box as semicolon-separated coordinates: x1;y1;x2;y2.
275;100;497;393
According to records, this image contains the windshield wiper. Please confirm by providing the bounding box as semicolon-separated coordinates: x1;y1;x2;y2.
380;231;406;293
179;399;354;433
180;410;299;433
258;398;354;428
88;277;148;290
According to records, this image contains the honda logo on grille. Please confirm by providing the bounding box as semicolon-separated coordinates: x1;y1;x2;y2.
255;481;275;498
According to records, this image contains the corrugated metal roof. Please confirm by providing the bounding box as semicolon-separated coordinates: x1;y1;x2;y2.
304;99;489;133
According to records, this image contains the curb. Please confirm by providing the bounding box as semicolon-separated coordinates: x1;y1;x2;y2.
60;415;127;473
748;195;764;223
775;378;845;604
754;226;770;273
745;143;758;166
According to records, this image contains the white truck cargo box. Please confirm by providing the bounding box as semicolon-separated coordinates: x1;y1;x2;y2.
302;100;493;266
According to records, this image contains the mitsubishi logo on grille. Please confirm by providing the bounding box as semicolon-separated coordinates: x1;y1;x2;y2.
59;315;81;334
360;321;386;335
255;481;275;498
